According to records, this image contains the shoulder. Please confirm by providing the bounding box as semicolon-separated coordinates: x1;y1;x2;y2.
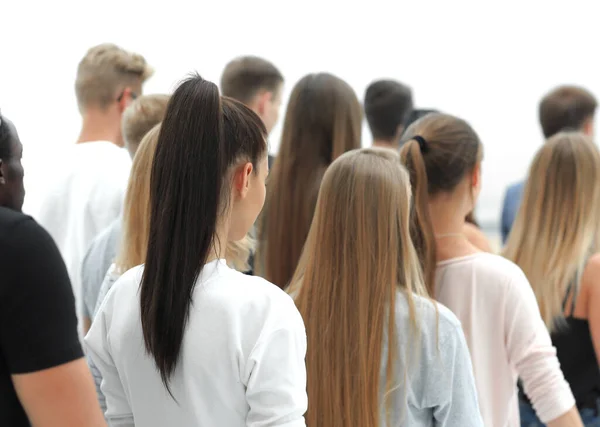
505;181;525;197
101;265;142;306
0;207;31;240
470;253;527;281
225;268;297;309
396;293;463;342
217;268;301;327
462;223;492;252
0;210;59;256
583;253;600;293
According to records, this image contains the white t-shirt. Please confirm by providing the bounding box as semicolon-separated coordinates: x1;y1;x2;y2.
435;253;575;427
85;259;307;427
29;141;131;334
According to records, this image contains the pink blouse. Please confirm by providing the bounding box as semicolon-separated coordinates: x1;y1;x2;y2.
435;253;575;426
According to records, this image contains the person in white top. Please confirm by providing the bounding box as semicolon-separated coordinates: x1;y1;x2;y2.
28;44;153;335
400;113;582;427
85;76;307;426
288;148;482;426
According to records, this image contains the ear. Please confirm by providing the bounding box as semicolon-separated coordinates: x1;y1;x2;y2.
233;162;253;199
0;159;6;185
583;116;595;137
471;163;480;185
394;124;405;142
117;87;133;113
255;91;271;116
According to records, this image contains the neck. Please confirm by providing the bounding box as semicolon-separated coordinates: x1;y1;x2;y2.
428;196;478;261
77;109;122;146
372;139;399;150
207;226;229;263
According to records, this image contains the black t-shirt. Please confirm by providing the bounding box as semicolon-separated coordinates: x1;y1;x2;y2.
0;207;82;426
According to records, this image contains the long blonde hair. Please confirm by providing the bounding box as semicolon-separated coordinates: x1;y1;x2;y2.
256;73;362;288
504;132;600;330
290;148;428;427
115;125;160;273
115;123;253;274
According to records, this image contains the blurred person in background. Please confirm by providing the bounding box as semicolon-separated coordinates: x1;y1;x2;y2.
28;43;153;337
401;113;582;427
0;114;105;427
501;86;597;243
221;55;284;168
505;132;600;426
255;73;362;289
80;94;170;333
364;79;413;150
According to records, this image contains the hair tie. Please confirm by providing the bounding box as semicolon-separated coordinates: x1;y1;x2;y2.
413;135;429;154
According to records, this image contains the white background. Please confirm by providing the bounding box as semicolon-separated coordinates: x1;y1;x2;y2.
1;0;599;230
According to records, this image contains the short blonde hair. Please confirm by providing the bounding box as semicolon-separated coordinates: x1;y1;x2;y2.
75;43;153;111
122;94;170;156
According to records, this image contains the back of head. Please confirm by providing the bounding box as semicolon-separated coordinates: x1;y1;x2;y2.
539;85;597;138
364;80;413;143
139;75;267;393
292;148;426;427
115;124;161;274
504;132;600;330
402;109;439;136
75;43;153;112
400;113;482;293
257;73;362;288
220;56;283;105
0;114;24;212
122;94;170;157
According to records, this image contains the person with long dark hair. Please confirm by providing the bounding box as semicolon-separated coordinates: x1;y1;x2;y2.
86;76;307;426
255;73;362;288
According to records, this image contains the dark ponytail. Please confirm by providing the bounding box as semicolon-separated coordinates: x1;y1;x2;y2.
400;141;436;295
400;113;482;296
139;75;267;393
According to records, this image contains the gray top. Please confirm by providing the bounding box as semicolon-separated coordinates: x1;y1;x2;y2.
383;293;483;426
81;219;121;319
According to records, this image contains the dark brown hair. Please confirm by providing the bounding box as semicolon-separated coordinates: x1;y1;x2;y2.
140;75;266;393
256;73;362;288
364;80;413;141
220;56;283;104
539;85;597;138
400;113;482;293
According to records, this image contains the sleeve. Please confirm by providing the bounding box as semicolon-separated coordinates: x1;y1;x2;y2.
81;244;95;320
0;218;83;374
244;298;307;427
85;298;133;427
504;271;575;423
87;353;107;417
433;324;484;427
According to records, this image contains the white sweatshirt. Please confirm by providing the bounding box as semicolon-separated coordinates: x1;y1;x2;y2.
85;259;307;427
